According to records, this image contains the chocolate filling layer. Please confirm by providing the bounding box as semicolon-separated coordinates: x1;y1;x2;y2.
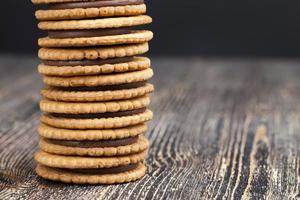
48;0;144;10
46;136;138;148
56;163;139;175
43;57;134;66
57;81;147;91
49;107;146;119
48;28;132;39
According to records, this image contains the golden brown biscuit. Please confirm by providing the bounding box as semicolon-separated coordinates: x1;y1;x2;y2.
38;123;148;140
36;163;146;184
38;15;152;30
43;68;153;88
39;30;153;47
40;95;150;114
41;83;154;102
38;43;148;61
38;57;150;77
39;136;149;156
35;150;147;168
41;109;153;129
36;4;146;20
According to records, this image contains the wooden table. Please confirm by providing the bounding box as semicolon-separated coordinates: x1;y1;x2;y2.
0;56;299;200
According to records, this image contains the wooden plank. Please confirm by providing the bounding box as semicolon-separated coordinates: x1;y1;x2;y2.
0;56;299;199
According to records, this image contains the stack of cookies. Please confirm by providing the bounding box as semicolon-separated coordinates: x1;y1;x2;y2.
31;0;154;184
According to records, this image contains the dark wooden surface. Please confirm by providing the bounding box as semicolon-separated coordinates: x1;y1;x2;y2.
0;55;300;200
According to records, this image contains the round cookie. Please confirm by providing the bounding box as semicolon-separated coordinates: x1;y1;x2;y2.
40;95;150;114
35;150;147;168
39;30;153;47
38;57;150;77
38;42;148;61
38;15;152;30
41;109;153;129
36;163;146;184
41;83;154;102
43;68;153;88
36;4;146;20
38;123;148;140
39;135;149;156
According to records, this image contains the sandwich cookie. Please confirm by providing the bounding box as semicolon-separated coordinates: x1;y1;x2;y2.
41;109;153;129
42;68;153;88
38;57;151;77
35;1;146;20
36;163;146;184
39;135;149;156
38;15;152;30
35;150;147;169
38;42;149;61
40;95;153;129
38;123;148;141
35;150;147;184
39;30;153;47
40;95;150;114
36;3;152;48
41;83;154;102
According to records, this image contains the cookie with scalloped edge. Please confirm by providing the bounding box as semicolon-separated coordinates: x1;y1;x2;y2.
38;57;150;77
35;150;147;168
36;4;146;20
38;123;148;140
36;163;146;184
41;109;153;129
40;95;150;114
39;43;148;61
39;30;153;47
38;15;152;30
41;83;154;102
39;135;149;156
43;68;153;88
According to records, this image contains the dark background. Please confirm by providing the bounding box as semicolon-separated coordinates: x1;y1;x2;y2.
1;0;300;57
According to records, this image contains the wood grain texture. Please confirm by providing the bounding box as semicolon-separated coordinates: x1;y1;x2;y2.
0;56;299;200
